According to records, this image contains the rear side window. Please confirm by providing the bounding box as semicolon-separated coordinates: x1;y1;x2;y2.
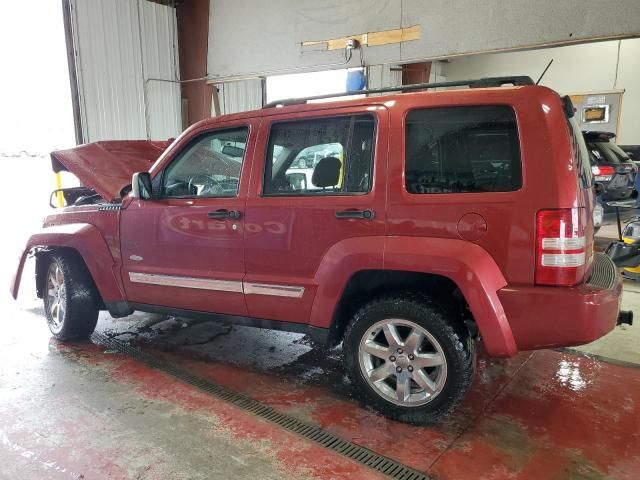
405;106;521;194
264;115;375;196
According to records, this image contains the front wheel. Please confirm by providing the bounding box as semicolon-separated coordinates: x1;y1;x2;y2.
44;253;99;341
343;295;475;424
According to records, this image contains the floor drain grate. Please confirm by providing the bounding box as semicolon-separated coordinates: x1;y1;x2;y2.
91;332;430;480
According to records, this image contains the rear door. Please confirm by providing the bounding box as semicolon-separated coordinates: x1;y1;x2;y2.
242;106;388;323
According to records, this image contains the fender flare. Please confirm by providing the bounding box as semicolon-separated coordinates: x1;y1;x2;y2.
309;236;517;357
10;223;125;304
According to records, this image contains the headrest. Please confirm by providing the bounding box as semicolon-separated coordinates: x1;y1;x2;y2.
312;156;341;188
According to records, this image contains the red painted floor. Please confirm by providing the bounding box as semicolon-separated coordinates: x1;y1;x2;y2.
1;340;387;479
2;306;639;479
150;347;640;479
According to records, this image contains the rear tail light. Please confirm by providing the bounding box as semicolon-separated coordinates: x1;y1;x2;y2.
591;165;615;181
536;208;587;286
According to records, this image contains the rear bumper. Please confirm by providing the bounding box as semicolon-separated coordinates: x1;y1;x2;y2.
499;253;622;351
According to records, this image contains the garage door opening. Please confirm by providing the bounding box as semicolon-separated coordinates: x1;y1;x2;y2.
266;68;366;104
0;0;76;268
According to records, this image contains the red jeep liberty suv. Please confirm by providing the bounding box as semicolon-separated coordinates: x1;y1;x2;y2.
11;76;626;424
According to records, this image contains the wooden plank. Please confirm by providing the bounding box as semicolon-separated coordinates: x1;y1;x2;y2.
326;33;367;50
570;94;585;104
302;25;420;51
369;25;420;46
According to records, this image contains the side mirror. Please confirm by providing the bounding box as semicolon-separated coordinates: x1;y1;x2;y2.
132;172;153;200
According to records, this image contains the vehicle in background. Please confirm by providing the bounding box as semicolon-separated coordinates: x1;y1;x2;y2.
584;131;637;213
594;194;603;234
620;145;640;162
619;145;640;208
604;210;640;286
285;143;345;192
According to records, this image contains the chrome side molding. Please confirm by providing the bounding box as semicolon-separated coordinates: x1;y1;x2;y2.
128;272;305;298
244;283;305;298
128;272;243;293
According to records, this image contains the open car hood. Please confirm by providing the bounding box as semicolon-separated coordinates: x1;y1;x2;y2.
50;140;171;202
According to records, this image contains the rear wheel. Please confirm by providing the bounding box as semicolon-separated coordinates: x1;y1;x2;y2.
44;254;99;341
343;295;474;424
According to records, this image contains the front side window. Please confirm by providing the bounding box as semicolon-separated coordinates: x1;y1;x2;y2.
162;127;249;198
405;106;522;194
264;115;375;195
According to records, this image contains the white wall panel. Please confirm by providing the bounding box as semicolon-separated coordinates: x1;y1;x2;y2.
217;79;263;115
139;0;181;140
367;65;402;90
71;0;180;142
208;0;401;80
615;40;640;145
208;0;640;80
443;39;640;144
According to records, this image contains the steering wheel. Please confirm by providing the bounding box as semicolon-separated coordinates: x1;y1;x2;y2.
187;174;224;196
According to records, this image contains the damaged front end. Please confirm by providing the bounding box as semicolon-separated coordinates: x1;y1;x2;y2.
49;139;171;207
13;140;172;301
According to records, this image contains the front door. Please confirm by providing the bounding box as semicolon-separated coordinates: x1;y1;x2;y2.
120;123;254;315
243;106;388;324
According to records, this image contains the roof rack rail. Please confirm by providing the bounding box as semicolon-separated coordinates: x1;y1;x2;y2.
263;75;534;109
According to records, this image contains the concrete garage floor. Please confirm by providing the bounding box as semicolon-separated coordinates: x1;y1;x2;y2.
1;259;640;479
1;164;639;479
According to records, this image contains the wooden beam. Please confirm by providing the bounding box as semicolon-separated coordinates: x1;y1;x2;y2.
302;25;420;51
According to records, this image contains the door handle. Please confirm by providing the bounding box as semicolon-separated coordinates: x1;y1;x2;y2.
208;209;242;220
335;209;375;220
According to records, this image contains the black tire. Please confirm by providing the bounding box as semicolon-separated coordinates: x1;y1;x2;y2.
43;253;99;341
343;294;475;424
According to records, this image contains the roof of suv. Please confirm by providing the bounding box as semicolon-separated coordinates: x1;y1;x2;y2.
200;76;545;127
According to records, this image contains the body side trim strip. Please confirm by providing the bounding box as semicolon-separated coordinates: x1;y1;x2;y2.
128;272;243;293
244;282;305;298
128;272;305;298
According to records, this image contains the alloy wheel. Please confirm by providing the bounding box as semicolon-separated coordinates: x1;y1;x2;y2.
46;263;66;334
358;318;447;406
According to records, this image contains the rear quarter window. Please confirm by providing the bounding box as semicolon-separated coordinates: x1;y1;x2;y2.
405;105;522;194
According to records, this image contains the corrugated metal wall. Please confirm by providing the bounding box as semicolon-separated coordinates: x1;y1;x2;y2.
139;1;182;140
367;65;402;90
214;67;400;115
216;79;264;115
71;0;181;142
